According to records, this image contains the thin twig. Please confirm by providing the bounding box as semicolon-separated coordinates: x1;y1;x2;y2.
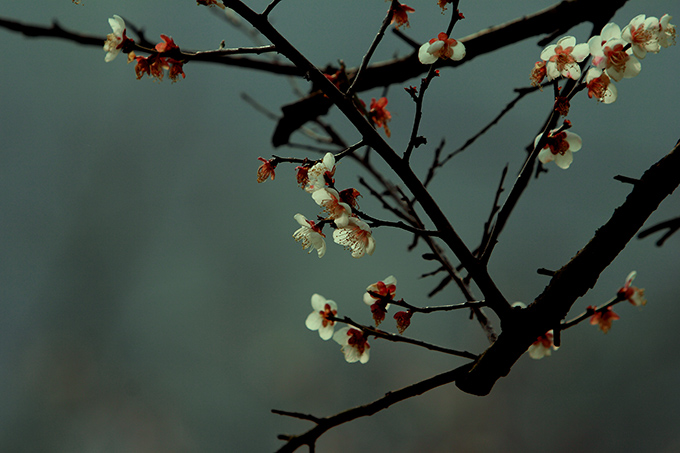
346;0;396;95
332;316;478;360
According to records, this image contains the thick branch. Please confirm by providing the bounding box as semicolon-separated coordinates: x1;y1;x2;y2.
274;362;473;452
456;140;680;396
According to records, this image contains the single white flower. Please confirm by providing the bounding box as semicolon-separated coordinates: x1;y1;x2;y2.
535;129;582;170
333;327;370;364
293;213;326;258
312;188;351;228
585;68;618;104
304;152;336;193
333;217;375;258
528;331;557;359
657;14;677;48
622;14;661;59
618;271;646;307
363;275;397;306
540;36;590;80
305;294;338;340
103;15;128;62
418;32;465;64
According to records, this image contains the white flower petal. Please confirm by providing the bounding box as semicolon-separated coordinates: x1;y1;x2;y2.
418;43;438;64
305;311;322;330
554;150;574;169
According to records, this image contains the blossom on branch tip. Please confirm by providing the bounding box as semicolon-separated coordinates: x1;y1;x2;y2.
437;0;453;13
618;271;646;306
155;34;179;53
333;327;370;364
256;157;276;183
535;129;582;169
589;306;620;333
394;310;413;334
540;36;589;81
293;213;326;258
333;217;376;258
530;60;547;87
658;14;677;48
589;24;641;82
312;188;352;228
295;165;310;188
622;15;661;59
369;97;392;137
528;330;557;359
305;294;338;340
103;15;133;62
304;153;336;193
134;55;168;81
391;3;415;29
586;68;617;104
166;59;186;82
363;276;397;306
418;32;466;64
339;188;361;210
364;275;397;326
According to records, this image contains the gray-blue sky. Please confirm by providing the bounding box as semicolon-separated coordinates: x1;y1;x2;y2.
1;1;679;451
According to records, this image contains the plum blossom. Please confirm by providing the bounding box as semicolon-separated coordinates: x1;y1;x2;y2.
658;14;677;48
535;129;582;169
437;0;452;12
134;54;168;81
155;34;179;53
363;275;397;326
369;97;392;137
529;60;547;87
622;15;661;59
585;68;617;104
256;157;276;183
333;217;376;258
293;213;326;258
312;188;352;228
540;36;590;81
589;306;620;333
363;276;397;306
304;152;336;193
103;15;132;62
339;188;361;210
589;24;641;82
390;3;415;29
305;294;338;340
617;271;646;306
528;330;557;359
166;58;186;82
394;310;413;334
418;32;466;64
333;327;370;364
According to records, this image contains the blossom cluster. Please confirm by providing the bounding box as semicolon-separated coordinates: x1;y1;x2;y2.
289;153;376;258
531;14;676;104
530;14;675;170
305;276;414;364
528;272;647;359
385;2;466;65
104;15;186;82
305;291;371;364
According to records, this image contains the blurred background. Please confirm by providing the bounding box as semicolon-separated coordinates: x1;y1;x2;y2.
1;1;679;451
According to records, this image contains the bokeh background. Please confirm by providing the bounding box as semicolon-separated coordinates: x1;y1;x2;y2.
1;1;679;451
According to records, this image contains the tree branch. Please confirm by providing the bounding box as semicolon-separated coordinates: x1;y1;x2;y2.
456;139;680;396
